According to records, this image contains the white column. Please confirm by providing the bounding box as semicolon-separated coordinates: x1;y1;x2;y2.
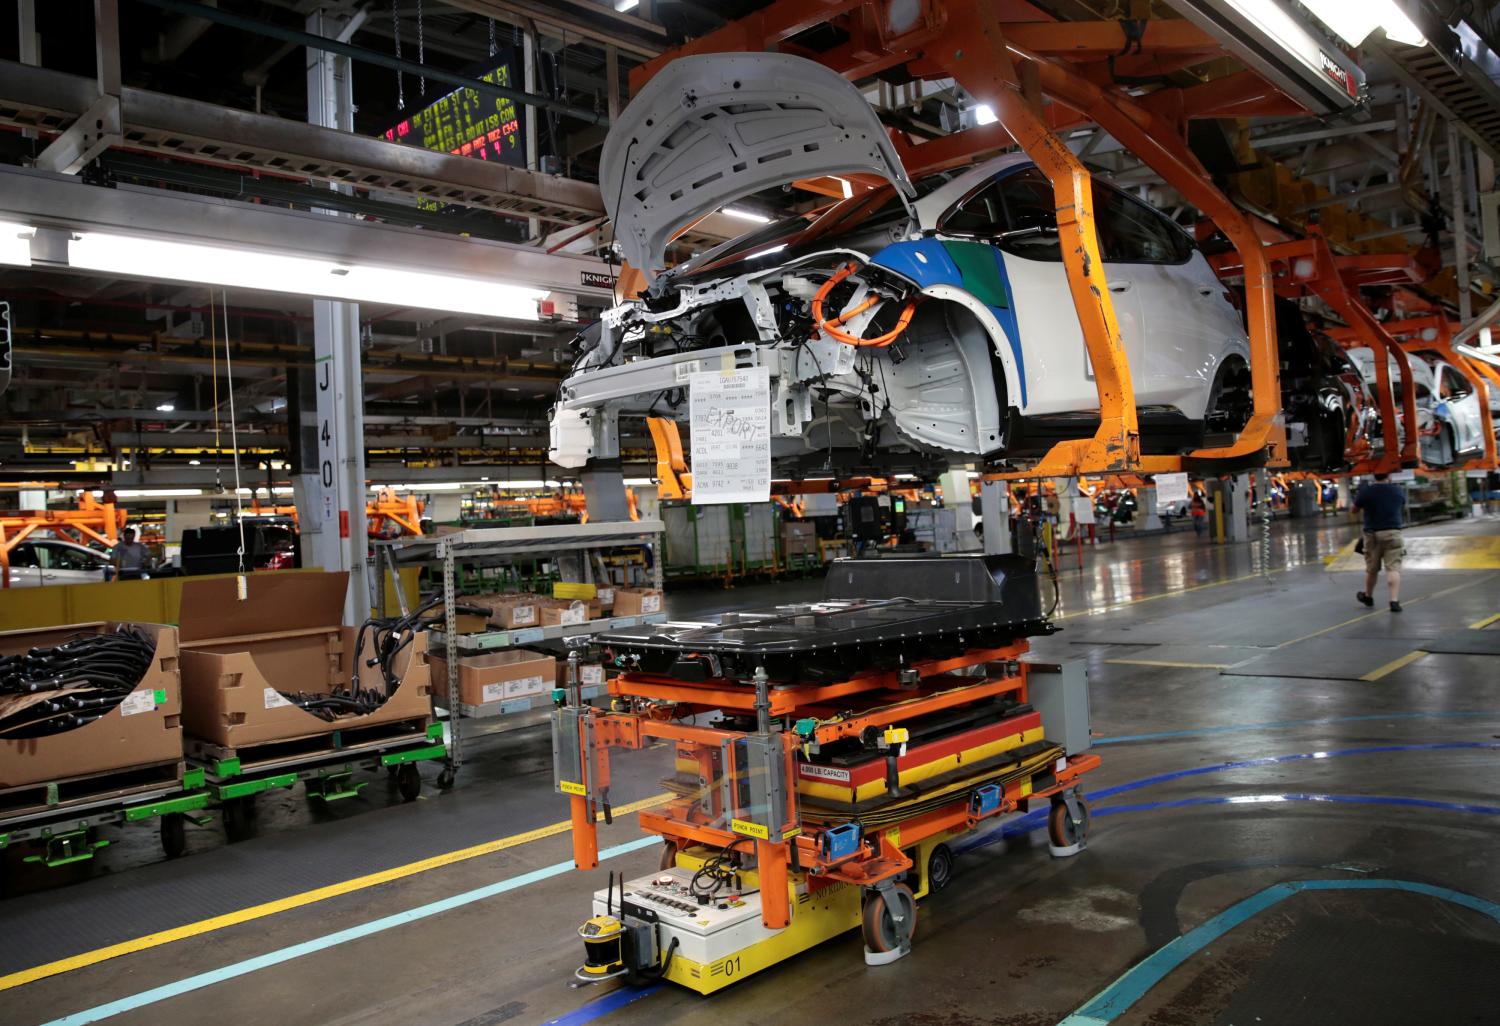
165;498;215;543
305;7;370;625
942;468;978;550
1138;486;1162;531
1225;474;1251;542
980;478;1011;555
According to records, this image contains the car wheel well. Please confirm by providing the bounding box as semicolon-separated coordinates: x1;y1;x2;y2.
1204;354;1253;434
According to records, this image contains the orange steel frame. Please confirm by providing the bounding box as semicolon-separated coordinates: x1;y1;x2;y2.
0;492;124;588
563;639;1101;930
1382;315;1499;473
629;0;1295;478
1212;229;1422;475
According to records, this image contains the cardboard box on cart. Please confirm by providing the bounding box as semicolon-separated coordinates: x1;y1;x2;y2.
0;621;182;791
177;573;432;750
434;593;542;632
428;649;557;706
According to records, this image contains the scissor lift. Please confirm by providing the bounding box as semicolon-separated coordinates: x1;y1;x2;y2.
555;556;1098;992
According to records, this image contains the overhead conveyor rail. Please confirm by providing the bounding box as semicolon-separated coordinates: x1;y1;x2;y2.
625;0;1297;479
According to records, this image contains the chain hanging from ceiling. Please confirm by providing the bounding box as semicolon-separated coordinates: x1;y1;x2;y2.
392;0;405;111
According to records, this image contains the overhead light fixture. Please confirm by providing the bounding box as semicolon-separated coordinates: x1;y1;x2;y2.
974;105;998;126
723;207;772;224
66;232;550;320
1298;0;1424;45
188;458;202;465
156;402;176;412
0;220;34;266
1162;0;1368;113
615;0;639;9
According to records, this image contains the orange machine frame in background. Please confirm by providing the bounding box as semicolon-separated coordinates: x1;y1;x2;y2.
0;492;125;588
1212;229;1422;474
1383;315;1499;473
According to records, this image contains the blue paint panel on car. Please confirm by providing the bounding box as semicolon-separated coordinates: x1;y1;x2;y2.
869;237;963;288
871;239;1029;409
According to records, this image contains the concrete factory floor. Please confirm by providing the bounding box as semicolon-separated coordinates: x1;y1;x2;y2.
5;515;1500;1026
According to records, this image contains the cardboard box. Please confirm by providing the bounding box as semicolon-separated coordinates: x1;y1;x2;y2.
429;649;557;706
178;573;432;750
595;586;616;613
782;522;817;556
540;599;590;627
612;588;664;616
436;592;541;632
0;622;182;790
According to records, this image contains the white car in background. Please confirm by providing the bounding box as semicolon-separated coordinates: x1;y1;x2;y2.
550;53;1253;473
3;538;113;587
1347;349;1485;465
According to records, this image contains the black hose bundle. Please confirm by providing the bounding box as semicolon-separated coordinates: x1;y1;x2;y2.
275;597;488;722
0;625;158;738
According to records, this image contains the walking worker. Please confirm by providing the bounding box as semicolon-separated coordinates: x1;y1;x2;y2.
1352;473;1406;612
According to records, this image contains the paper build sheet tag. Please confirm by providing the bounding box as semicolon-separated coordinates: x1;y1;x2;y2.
264;688;295;710
1154;472;1190;508
689;366;771;504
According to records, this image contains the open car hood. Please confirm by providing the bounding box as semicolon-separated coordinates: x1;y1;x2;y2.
600;52;915;280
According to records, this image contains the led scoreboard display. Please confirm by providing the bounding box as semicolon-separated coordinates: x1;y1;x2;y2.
383;55;525;168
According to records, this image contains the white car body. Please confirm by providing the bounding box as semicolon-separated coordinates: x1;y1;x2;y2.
1425;356;1487;459
550;53;1251;471
3;538;112;587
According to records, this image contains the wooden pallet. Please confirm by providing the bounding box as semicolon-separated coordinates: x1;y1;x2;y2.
0;758;185;824
186;714;434;776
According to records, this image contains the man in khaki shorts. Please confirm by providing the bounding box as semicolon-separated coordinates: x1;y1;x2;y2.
1353;473;1407;613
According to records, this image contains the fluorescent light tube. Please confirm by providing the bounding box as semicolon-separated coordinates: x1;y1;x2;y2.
723;207;772;224
974;105;998;126
67;232;549;320
0;220;34;266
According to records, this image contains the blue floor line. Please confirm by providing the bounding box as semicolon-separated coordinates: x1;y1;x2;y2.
955;742;1500;855
1056;878;1500;1026
39;835;661;1026
1094;710;1499;745
40;745;1500;1025
542;983;663;1026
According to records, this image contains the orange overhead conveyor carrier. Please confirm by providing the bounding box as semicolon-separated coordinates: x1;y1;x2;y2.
627;0;1301;481
0;492;124;588
1212;228;1426;476
1382;314;1498;473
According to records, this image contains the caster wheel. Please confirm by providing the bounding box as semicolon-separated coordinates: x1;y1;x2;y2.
862;882;917;953
926;843;954;893
659;841;679;871
386;765;399;778
436;767;456;790
396;763;422;802
160;813;187;858
222;796;255;842
1047;795;1090;849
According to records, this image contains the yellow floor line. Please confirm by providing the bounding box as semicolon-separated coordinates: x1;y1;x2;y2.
1103;658;1235;670
1280;576;1495;649
1469;612;1500;630
0;791;672;993
1360;650;1428;681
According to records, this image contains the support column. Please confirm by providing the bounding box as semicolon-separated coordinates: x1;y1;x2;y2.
305;7;370;625
942;468;978;551
1336;478;1351;512
1450;122;1472;321
17;0;38;141
979;478;1011;555
1138;486;1162;531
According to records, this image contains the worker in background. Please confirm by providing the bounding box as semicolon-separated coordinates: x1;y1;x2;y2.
1190;494;1207;536
1353;473;1407;613
112;527;151;581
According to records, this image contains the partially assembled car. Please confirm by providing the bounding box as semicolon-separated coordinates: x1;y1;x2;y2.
1273;299;1379;471
550;54;1258;474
